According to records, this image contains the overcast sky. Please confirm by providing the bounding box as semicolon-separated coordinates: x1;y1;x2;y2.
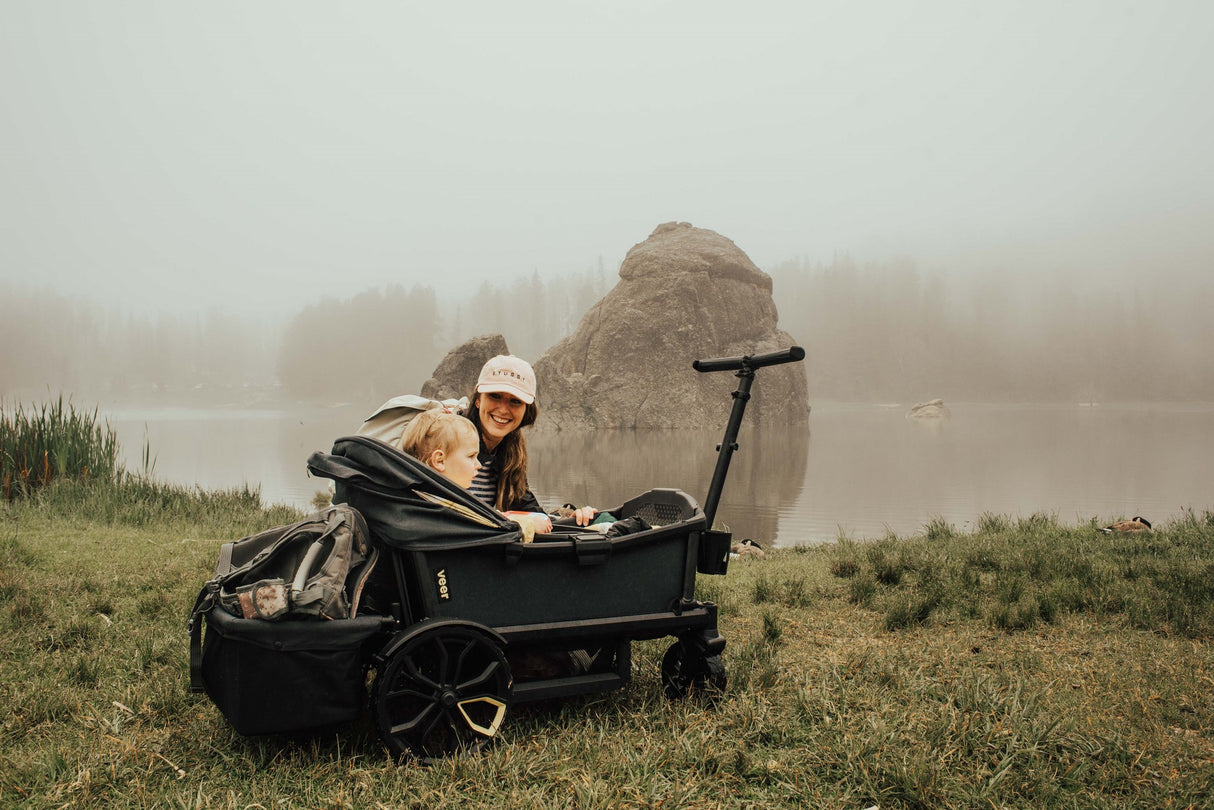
3;0;1211;318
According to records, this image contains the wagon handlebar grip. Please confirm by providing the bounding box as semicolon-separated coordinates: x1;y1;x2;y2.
693;345;805;373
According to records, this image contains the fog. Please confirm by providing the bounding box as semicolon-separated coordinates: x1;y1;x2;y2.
3;1;1213;402
6;257;1212;406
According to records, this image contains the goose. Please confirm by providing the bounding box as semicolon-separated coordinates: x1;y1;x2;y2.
730;538;766;558
1100;516;1152;534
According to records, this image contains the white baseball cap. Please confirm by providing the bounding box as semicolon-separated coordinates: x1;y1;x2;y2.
475;355;536;404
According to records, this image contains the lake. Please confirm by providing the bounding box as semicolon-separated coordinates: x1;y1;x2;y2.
106;401;1214;547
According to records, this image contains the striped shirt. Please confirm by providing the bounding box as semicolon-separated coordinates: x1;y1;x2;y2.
468;449;498;508
463;412;544;513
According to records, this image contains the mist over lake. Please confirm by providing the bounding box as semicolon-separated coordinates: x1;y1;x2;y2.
6;3;1214;551
107;401;1214;547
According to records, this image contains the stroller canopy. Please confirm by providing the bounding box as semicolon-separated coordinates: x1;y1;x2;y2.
307;436;524;551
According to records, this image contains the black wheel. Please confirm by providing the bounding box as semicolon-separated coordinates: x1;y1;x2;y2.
661;641;726;701
371;624;512;762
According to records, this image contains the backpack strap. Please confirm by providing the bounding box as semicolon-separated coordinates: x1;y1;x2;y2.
209;513;329;618
187;582;219;694
287;507;358;618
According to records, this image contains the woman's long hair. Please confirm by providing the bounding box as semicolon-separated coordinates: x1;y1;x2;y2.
468;392;539;510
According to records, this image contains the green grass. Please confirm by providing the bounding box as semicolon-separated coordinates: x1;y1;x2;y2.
2;480;1212;808
1;396;121;500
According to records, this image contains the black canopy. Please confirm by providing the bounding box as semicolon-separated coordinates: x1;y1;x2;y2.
307;436;524;550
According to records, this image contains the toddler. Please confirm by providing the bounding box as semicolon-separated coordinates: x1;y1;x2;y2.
399;408;482;490
399;410;547;541
401;408;599;678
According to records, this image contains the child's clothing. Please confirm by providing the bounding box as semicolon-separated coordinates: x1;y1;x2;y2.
464;412;544;512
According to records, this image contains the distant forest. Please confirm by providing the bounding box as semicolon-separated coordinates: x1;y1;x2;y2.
770;256;1214;403
0;267;610;407
4;256;1212;406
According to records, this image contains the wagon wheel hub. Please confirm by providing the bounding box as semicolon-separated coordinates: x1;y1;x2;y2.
371;623;513;762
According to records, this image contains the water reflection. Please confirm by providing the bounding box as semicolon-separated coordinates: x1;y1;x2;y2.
105;402;1214;548
108;405;364;507
798;402;1214;545
527;423;810;546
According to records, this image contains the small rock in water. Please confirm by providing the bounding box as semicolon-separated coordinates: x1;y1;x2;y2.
907;398;949;420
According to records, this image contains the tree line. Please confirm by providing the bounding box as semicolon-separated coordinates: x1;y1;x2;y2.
769;255;1214;403
0;266;609;406
0;288;275;404
3;256;1210;406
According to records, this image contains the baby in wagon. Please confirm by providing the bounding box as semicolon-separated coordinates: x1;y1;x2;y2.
398;410;549;542
400;408;604;677
401;409;611;678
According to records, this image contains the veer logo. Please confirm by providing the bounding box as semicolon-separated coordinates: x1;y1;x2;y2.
436;569;450;600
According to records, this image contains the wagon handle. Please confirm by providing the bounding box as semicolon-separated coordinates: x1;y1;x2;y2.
694;346;805;528
692;345;804;374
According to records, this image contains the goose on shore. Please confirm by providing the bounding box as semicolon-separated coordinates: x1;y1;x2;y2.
1100;516;1152;534
731;538;766;558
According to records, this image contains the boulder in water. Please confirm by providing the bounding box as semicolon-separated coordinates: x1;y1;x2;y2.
420;334;511;401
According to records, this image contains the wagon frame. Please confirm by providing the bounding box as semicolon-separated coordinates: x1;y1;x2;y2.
193;347;804;762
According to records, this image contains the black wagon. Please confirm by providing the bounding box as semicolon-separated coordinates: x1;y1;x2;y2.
190;347;804;761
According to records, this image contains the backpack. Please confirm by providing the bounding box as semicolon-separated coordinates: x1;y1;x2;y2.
188;504;379;693
356;394;469;448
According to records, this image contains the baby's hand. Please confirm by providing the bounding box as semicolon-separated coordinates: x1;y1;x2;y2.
510;517;535;543
504;511;551;539
527;512;553;533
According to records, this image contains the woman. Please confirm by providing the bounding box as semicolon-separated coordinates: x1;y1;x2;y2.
464;355;596;527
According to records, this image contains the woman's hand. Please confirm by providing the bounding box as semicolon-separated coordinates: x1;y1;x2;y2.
571;506;597;526
547;505;598;527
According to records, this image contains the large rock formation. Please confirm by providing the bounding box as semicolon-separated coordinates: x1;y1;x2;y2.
534;222;808;429
419;333;510;401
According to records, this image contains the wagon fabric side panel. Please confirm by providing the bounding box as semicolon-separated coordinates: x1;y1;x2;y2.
403;524;700;629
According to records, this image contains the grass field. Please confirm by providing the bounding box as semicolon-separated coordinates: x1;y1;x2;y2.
2;476;1212;808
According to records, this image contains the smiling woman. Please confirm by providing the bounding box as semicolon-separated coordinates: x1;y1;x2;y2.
463;355;595;529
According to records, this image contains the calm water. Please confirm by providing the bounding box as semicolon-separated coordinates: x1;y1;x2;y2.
107;402;1214;547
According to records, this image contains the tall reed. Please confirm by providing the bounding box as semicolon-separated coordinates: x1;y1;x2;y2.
0;396;120;500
